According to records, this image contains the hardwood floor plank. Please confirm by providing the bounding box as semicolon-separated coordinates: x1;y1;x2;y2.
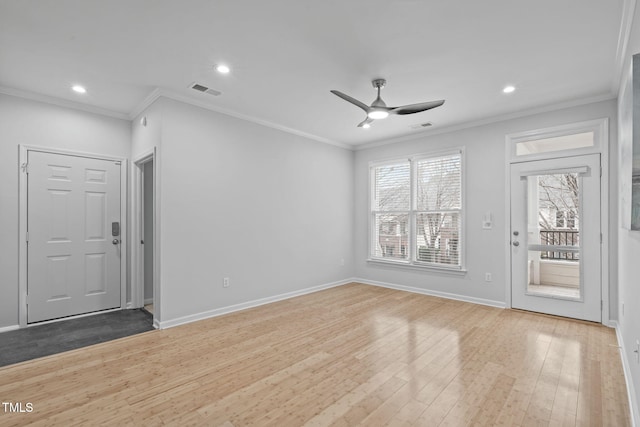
0;283;630;426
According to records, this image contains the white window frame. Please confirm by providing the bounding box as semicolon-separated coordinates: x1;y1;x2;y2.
368;148;466;273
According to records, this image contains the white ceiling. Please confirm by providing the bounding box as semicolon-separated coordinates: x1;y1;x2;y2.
0;0;627;148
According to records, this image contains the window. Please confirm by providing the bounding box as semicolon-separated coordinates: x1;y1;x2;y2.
515;132;594;156
370;150;463;270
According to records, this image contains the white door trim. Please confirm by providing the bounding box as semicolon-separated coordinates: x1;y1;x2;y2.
504;118;610;325
18;145;128;327
131;148;160;328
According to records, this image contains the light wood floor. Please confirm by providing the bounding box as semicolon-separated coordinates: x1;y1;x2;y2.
0;283;630;426
144;304;154;315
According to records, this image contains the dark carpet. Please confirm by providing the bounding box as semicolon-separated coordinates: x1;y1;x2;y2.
0;309;154;367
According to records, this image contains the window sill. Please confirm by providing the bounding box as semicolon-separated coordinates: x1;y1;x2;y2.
366;259;468;276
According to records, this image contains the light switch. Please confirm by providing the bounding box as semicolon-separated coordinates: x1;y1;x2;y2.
482;211;492;229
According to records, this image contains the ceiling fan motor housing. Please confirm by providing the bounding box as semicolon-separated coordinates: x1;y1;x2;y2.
372;79;386;89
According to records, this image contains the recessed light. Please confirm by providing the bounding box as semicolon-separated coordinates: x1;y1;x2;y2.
503;85;515;94
215;64;230;74
362;123;371;129
72;85;87;94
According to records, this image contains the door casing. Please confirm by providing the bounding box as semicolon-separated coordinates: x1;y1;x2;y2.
131;148;160;329
504;118;610;325
18;145;127;327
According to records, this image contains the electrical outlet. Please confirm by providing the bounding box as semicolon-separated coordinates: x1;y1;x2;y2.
485;273;492;282
223;277;230;288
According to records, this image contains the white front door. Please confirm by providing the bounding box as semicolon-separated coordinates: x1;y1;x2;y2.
27;151;122;323
510;154;601;322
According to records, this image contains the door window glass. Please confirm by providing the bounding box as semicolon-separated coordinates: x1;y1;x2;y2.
526;173;580;299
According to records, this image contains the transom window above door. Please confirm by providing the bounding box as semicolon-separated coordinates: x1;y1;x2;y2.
369;149;464;271
507;118;606;162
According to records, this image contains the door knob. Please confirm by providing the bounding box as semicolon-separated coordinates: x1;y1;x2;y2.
112;239;120;245
513;231;519;236
513;241;520;246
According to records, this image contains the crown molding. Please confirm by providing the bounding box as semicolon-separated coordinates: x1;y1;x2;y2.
612;0;637;94
0;85;129;120
353;93;616;151
133;88;351;150
1;82;619;154
128;87;163;120
0;83;350;149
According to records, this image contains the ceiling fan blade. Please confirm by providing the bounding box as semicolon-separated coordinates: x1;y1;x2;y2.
357;117;374;128
330;90;370;113
390;100;445;115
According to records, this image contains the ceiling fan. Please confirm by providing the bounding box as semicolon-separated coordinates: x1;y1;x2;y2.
330;79;445;128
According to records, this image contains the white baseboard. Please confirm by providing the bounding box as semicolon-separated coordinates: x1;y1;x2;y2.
157;278;354;329
0;324;20;333
355;277;506;309
613;321;639;427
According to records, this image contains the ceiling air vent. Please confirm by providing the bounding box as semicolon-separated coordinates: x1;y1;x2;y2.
410;122;433;129
189;82;222;96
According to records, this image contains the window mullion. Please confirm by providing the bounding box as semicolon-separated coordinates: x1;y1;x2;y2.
410;158;417;264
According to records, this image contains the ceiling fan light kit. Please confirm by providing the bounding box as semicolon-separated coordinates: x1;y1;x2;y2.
331;78;444;128
368;109;389;120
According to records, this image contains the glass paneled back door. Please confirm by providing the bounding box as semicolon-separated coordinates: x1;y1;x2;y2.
510;154;601;322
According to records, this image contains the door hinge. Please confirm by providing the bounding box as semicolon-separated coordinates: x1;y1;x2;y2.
26;231;29;242
600;233;603;244
21;162;29;174
601;300;603;310
600;166;602;178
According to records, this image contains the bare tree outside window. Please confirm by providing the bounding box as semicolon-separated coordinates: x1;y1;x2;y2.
370;152;463;269
416;155;461;265
373;164;410;260
537;173;580;260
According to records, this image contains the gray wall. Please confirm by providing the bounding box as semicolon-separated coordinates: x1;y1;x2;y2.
616;2;640;419
142;98;355;324
0;93;130;328
354;100;617;309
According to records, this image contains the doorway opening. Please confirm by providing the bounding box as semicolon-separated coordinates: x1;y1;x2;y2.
142;160;154;314
132;149;158;327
